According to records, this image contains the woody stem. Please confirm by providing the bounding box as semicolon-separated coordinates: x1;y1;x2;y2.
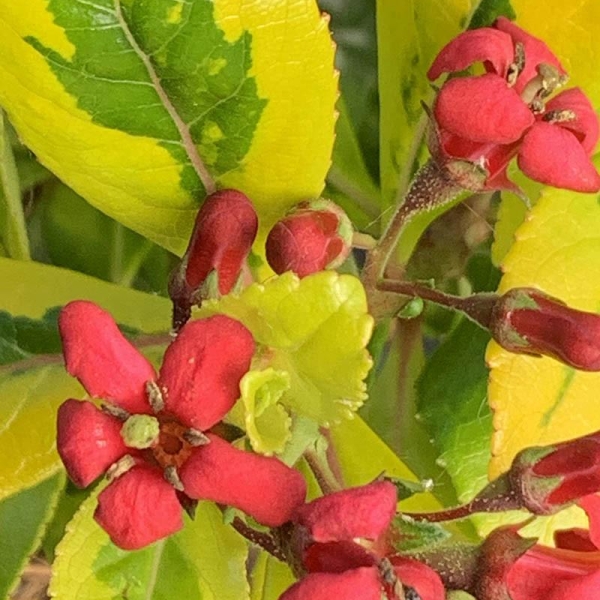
377;279;498;329
362;159;462;287
230;517;286;561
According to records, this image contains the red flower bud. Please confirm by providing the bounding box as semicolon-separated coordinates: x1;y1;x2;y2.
463;499;600;599
265;199;353;277
509;432;600;513
474;526;537;600
169;189;258;330
490;287;600;371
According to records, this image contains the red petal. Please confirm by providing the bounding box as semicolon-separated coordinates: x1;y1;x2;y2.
554;528;598;553
518;123;600;192
303;541;376;573
428;28;514;80
494;17;566;94
59;301;156;414
579;494;600;549
546;88;600;154
392;558;446;600
57;399;127;487
279;568;381;600
294;481;397;543
180;435;306;527
158;315;254;430
95;466;183;550
434;74;534;144
547;571;600;600
438;131;522;192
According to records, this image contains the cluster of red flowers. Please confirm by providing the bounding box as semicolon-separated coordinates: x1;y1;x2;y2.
53;14;600;600
428;17;600;193
281;482;444;600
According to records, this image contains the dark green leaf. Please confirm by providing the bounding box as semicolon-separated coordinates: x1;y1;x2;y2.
0;474;64;599
391;515;450;553
26;0;266;195
469;0;516;29
0;307;62;365
42;481;90;562
416;253;501;502
28;182;175;293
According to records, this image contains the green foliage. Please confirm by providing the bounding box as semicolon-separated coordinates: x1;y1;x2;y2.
50;491;249;600
0;307;62;365
469;0;516;28
416;253;500;503
27;0;263;196
0;474;64;599
0;110;29;259
28;182;175;293
391;515;450;553
200;271;374;426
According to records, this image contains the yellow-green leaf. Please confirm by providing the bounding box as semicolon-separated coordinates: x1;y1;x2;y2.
250;552;295;600
237;368;292;455
377;0;474;210
488;190;600;483
0;364;83;501
199;271;374;426
50;490;249;600
511;0;600;111
331;416;441;513
0;258;171;498
0;0;337;256
0;257;170;324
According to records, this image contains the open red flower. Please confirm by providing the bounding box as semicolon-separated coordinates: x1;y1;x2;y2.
280;482;445;600
57;301;306;550
428;17;600;193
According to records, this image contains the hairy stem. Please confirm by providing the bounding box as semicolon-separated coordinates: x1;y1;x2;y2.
362;159;463;317
404;475;520;523
231;517;286;561
377;279;498;329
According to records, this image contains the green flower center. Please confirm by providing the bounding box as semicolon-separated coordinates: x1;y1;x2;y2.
121;414;160;449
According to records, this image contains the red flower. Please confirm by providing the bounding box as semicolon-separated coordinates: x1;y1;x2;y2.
490;287;600;371
476;496;600;599
169;189;258;330
265;199;353;278
57;301;306;550
280;482;445;600
428;17;600;193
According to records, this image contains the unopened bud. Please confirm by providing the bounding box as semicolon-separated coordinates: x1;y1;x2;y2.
473;526;536;600
169;189;258;330
265;199;353;278
509;431;600;513
490;287;600;371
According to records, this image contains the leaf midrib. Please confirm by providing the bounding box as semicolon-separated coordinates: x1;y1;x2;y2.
113;0;216;196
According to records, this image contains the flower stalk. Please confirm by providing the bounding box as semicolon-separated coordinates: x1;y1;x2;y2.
362;159;464;317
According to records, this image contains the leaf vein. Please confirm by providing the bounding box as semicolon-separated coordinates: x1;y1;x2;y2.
113;0;215;195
